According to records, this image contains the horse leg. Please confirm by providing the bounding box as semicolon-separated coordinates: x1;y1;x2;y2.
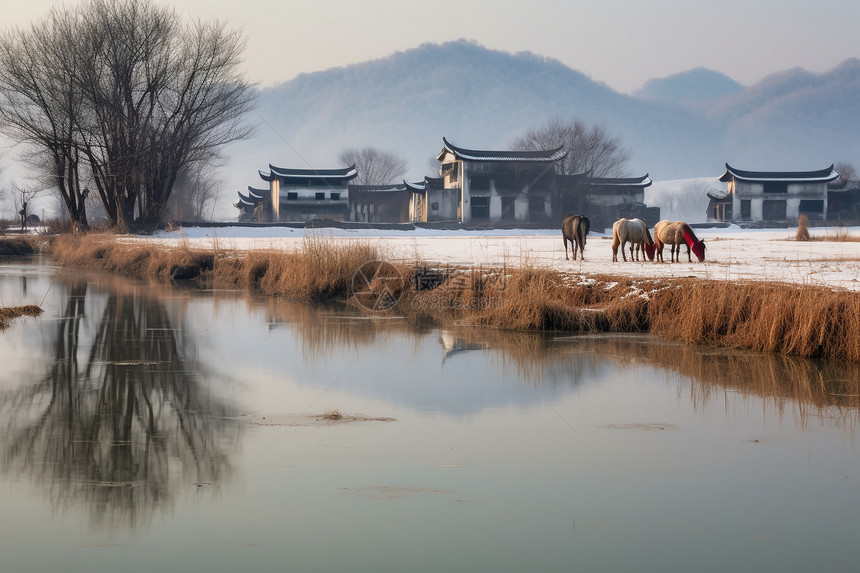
564;237;569;260
686;245;692;262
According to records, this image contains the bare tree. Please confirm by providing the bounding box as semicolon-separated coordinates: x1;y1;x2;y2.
10;181;49;229
166;163;220;222
0;0;255;232
338;147;408;185
0;13;90;231
833;162;857;188
512;117;630;178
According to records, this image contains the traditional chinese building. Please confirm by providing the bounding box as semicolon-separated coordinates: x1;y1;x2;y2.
233;187;268;221
349;184;411;223
436;137;569;224
572;174;656;231
235;141;660;227
827;178;860;223
404;176;458;222
249;165;357;222
717;163;839;223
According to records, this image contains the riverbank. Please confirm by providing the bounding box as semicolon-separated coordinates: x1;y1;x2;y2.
38;232;860;364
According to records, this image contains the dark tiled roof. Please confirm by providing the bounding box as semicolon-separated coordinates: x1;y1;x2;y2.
247;187;268;200
404;176;446;191
236;191;263;204
260;165;358;182
719;163;838;183
348;184;408;193
437;137;567;163
581;174;652;187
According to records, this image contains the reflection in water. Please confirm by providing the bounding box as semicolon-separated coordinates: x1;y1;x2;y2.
263;296;860;427
0;277;239;531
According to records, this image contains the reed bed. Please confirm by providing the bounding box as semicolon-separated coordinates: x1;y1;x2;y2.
0;237;41;256
42;234;860;364
648;280;860;363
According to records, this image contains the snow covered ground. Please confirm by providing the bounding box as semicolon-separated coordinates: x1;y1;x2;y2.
137;224;860;291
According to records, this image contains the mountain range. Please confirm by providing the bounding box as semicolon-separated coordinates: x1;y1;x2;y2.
170;40;860;219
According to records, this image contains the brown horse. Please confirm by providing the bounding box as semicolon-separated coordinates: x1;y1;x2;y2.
562;214;590;260
611;218;656;262
653;220;706;263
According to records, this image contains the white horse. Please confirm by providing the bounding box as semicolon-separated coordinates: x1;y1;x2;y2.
611;218;655;262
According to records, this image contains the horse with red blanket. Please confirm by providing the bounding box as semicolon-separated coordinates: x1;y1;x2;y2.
653;220;706;262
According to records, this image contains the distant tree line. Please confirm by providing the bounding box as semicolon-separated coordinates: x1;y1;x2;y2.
0;0;255;231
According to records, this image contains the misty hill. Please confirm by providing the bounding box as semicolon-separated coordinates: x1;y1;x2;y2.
215;41;860;220
633;67;745;105
704;58;860;171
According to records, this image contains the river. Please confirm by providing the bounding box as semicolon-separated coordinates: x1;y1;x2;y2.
1;260;858;572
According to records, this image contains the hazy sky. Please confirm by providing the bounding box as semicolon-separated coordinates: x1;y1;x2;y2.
4;0;860;93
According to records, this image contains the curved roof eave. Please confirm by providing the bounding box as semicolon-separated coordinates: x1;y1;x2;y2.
582;174;652;187
720;163;839;183
269;164;358;180
439;136;567;163
404;179;426;191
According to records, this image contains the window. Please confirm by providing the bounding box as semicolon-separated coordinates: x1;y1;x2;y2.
286;192;298;201
799;199;824;218
763;182;788;193
330;192;341;200
315;192;325;200
470;197;489;219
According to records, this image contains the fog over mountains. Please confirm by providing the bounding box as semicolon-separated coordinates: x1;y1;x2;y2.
221;40;859;219
6;39;855;221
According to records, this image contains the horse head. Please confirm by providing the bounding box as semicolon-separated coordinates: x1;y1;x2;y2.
691;240;706;262
643;241;657;261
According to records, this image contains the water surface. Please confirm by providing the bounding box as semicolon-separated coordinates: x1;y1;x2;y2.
1;261;859;572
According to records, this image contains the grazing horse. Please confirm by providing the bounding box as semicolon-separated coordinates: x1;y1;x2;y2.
562;214;590;261
612;218;656;262
653;220;706;263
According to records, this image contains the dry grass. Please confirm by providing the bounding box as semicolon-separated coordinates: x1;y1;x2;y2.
0;305;43;329
0;237;42;256
45;234;397;303
648;280;860;363
42;234;860;364
809;225;860;242
796;215;810;241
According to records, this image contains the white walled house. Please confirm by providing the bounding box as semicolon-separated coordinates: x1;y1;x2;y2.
574;174;656;231
436;137;568;224
255;165;357;222
718;163;839;223
405;177;459;223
